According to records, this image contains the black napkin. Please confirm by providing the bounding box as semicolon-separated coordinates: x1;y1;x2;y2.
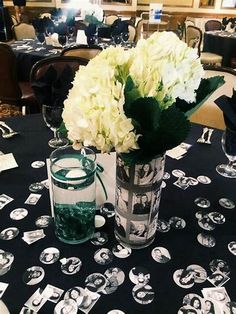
215;89;236;130
111;19;129;36
31;65;75;107
32;18;46;33
54;22;67;35
85;23;97;37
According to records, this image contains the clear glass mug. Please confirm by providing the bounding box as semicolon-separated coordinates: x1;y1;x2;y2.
50;146;96;244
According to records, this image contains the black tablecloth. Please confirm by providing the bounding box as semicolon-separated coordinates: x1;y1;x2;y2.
0;114;235;314
11;40;61;81
203;31;236;67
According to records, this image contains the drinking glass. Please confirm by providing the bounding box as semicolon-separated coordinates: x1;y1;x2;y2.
216;128;236;178
114;34;122;46
36;32;45;45
42;105;69;148
122;32;129;46
58;34;67;48
50;146;96;244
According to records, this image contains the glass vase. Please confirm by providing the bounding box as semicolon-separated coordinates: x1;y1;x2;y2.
114;154;166;249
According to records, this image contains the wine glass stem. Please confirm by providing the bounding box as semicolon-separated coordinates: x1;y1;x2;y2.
226;160;234;170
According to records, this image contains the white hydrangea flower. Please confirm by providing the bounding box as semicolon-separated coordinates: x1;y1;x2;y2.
63;31;204;154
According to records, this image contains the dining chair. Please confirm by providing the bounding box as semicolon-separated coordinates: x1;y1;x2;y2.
134;18;145;43
128;24;136;42
61;44;102;60
186;26;222;67
0;43;39;115
105;15;119;26
12;22;36;40
30;56;89;109
205;20;222;31
190;66;236;130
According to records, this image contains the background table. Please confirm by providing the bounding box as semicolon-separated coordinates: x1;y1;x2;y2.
0;114;235;313
203;31;236;67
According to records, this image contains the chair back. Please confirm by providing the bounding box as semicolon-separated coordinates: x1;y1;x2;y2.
205;20;222;31
0;43;22;104
12;23;36;40
128;25;136;42
30;56;88;87
61;45;102;59
105;15;119;26
134;18;145;43
186;25;202;56
190;66;236;130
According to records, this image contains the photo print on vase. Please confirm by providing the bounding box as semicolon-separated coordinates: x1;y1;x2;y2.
115;154;166;248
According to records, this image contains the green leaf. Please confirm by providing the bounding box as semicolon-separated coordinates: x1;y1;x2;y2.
126;97;162;132
124;76;141;113
121;106;190;165
58;121;68;138
175;76;225;118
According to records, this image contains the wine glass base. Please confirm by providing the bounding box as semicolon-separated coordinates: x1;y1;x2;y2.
48;138;69;148
216;164;236;178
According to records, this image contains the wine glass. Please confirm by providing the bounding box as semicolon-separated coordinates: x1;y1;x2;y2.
42;105;69;148
114;34;122;46
122;32;129;46
36;32;45;45
58;34;67;48
216;128;236;178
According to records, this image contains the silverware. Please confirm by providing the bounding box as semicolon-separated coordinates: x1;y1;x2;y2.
197;127;209;143
0;122;19;138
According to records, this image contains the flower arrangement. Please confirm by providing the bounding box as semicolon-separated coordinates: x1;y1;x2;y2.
62;31;224;164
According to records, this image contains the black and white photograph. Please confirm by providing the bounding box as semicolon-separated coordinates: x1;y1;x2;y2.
24;288;47;312
129;266;150;285
132;193;151;215
150;188;161;220
209;259;230;275
22;266;45;285
77;289;100;314
54;299;78;314
186;264;207;283
0;251;14;272
60;257;82;275
178;305;199;314
228;241;236;256
132;284;155;305
195;210;208;220
112;243;131;258
0;282;8;298
153;156;165;184
218;197;235;209
151;247;171;263
222;302;236;314
101;276;119;295
39;247;60;264
169;217;186;229
94;248;113;265
19;306;37;314
22;229;45;245
197;233;216;248
174;176;192;190
129;221;148;240
99;202;115;218
29;182;44;193
198;216;215;231
64;287;85;306
116;186;128;212
24;193;41;205
104;267;125;286
197;175;211;184
116;155;129;183
85;273;107;293
0;194;13;210
107;310;125;314
194;197;211;208
182;294;204;312
95;215;106;228
90;231;108;246
0;227;19;240
135;162;155;185
208;212;226;224
42;284;64;304
173;269;195;289
156;219;171;233
10;208;28;220
31;160;45;168
172;169;185;178
35;215;52;228
114;215;126;238
207;271;230;287
202;287;231;304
